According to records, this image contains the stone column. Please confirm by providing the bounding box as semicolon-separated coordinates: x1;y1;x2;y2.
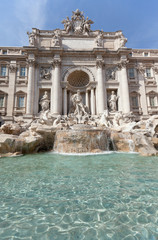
91;87;95;115
86;90;89;109
63;87;67;115
137;66;148;115
52;57;62;115
33;63;39;115
118;60;130;113
6;61;17;119
26;59;35;115
96;57;105;114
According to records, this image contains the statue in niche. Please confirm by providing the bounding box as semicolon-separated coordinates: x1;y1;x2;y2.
71;90;87;116
62;16;72;33
95;31;103;47
40;68;51;80
108;91;118;112
71;90;88;123
27;32;36;46
40;91;50;111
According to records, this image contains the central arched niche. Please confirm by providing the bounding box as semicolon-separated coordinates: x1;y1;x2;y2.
67;70;89;88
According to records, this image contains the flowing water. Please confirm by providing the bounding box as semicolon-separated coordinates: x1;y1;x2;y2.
0;152;158;240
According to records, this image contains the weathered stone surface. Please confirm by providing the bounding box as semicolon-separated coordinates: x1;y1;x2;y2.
54;129;108;153
132;133;157;156
110;131;131;152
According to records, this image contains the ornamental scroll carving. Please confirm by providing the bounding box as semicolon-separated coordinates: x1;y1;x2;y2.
62;9;94;35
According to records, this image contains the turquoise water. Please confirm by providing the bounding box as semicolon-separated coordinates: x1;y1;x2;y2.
0;152;158;240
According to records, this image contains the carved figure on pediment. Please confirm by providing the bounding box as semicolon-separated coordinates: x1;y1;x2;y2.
53;31;61;47
27;32;36;46
95;31;103;47
83;16;93;34
40;91;50;111
40;68;51;80
62;17;72;33
62;9;94;35
119;37;127;48
108;91;118;112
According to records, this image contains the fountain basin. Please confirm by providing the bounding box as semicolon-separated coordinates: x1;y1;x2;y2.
54;128;108;153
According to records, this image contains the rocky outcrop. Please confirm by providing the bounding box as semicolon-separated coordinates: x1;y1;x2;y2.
0;124;56;155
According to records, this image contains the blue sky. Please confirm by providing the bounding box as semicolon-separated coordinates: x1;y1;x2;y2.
0;0;158;49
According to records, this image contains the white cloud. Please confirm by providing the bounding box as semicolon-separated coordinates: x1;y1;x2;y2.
14;0;48;45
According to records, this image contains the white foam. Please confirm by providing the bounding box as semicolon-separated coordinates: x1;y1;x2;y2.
50;151;114;156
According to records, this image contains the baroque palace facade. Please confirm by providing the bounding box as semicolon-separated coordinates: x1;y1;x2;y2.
0;9;158;123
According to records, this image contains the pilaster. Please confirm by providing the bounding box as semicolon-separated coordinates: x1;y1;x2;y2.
26;57;35;116
51;55;62;115
136;65;148;115
96;56;106;114
6;61;17;118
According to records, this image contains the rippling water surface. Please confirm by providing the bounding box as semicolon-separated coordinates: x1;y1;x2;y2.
0;152;158;240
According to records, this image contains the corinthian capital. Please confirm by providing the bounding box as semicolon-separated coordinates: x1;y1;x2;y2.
117;60;129;70
136;65;145;74
96;59;104;68
27;59;35;66
153;66;158;74
52;59;61;67
9;65;17;73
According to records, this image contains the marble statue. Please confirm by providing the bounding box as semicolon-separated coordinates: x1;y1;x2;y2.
83;17;93;34
27;32;35;46
40;91;50;111
98;110;112;128
71;90;87;116
108;91;118;112
95;31;103;47
62;17;72;33
53;31;61;47
62;9;94;35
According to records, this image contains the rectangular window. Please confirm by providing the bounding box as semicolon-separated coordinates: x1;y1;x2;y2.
131;96;138;107
0;96;4;107
18;96;24;108
1;65;6;76
146;68;151;78
128;68;135;78
20;67;26;77
3;50;7;55
149;96;155;107
144;52;148;57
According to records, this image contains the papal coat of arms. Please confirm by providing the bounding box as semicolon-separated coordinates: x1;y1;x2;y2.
62;9;94;35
